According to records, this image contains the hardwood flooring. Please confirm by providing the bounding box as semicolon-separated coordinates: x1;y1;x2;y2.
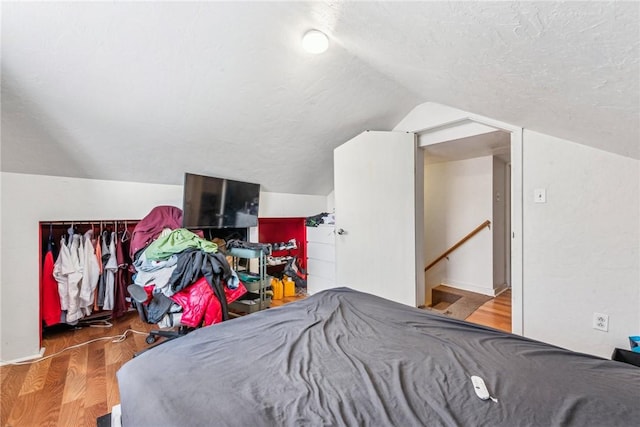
465;289;512;333
270;294;305;308
1;312;155;427
1;291;510;426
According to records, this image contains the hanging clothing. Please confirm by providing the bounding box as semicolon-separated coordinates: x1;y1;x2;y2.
53;237;73;314
103;231;118;310
66;234;85;322
95;234;103;274
113;232;132;318
41;237;62;326
97;231;110;307
93;235;103;311
79;230;100;313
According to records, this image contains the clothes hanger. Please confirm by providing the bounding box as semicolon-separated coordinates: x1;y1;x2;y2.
101;222;109;242
47;223;55;252
121;220;130;242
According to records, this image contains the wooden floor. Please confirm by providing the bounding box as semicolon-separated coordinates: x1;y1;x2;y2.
465;288;512;333
1;291;510;426
1;312;155;427
270;294;305;308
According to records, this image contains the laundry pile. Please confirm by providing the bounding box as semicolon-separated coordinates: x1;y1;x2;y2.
128;206;246;328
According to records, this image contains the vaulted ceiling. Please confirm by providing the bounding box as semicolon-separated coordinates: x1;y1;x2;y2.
2;2;638;195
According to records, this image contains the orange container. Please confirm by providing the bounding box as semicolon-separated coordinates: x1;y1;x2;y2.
283;276;296;297
271;277;284;300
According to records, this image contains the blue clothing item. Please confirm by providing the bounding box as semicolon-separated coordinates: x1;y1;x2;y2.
227;270;240;290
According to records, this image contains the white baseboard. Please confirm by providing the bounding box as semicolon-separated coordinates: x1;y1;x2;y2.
0;347;46;366
443;280;495;296
493;283;510;296
111;404;122;427
442;280;510;297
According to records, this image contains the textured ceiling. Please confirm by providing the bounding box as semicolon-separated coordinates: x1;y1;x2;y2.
2;2;638;195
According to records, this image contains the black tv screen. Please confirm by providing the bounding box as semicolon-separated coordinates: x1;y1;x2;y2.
182;173;260;228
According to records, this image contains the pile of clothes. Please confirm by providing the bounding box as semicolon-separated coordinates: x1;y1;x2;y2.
129;206;246;328
305;212;335;227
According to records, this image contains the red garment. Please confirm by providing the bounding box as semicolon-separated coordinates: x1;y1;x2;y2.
170;277;246;327
130;206;183;258
41;251;61;326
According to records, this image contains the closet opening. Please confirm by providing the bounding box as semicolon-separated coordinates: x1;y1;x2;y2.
39;220;139;346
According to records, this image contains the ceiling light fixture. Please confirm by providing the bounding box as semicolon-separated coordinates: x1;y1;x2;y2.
302;30;329;54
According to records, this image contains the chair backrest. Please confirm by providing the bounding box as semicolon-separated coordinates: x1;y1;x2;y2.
132;299;151;324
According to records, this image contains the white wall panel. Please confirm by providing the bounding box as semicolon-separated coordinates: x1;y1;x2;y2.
0;172;327;361
424;157;494;297
522;131;639;358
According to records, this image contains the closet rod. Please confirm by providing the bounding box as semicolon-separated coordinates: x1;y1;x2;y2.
41;220;139;225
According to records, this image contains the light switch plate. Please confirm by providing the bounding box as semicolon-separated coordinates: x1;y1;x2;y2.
534;188;546;203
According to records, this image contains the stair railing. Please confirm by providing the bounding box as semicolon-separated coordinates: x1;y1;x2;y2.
424;220;491;272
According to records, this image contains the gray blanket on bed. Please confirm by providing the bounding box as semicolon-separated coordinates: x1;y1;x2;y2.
117;287;640;426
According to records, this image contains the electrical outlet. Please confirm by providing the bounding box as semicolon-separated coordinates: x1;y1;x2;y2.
534;188;547;203
593;313;609;332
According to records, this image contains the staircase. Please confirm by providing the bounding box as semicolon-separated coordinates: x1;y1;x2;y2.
426;285;492;320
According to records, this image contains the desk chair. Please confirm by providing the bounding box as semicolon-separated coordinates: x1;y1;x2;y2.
128;284;190;355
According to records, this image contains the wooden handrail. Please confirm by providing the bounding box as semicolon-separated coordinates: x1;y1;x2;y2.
424;220;491;272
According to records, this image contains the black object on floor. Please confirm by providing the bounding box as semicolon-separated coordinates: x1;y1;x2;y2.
96;412;111;427
612;348;640;367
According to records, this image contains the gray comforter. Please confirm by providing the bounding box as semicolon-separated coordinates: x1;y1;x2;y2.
117;287;640;426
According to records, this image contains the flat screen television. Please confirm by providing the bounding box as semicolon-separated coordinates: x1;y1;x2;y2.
182;173;260;229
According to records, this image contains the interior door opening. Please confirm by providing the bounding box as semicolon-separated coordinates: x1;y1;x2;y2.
420;130;513;331
331;118;522;335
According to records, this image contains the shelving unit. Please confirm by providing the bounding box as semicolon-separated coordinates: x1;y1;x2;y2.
258;217;306;277
227;247;271;314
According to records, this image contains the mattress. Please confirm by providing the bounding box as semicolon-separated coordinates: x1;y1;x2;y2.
117;287;640;426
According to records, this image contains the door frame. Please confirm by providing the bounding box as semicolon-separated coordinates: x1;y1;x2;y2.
413;117;523;335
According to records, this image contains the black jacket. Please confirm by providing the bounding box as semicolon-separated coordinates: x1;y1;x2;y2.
147;248;233;323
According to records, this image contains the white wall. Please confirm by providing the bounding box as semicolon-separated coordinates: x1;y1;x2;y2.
394;101;524;331
492;157;507;289
522;131;639;358
424;157;494;301
259;192;327;218
0;173;182;362
0;172;327;361
326;190;335;213
395;101;640;357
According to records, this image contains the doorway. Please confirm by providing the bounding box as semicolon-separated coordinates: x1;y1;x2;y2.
414;118;523;334
420;131;511;328
332;113;523;334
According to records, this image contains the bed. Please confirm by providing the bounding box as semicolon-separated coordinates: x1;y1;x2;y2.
117;287;640;426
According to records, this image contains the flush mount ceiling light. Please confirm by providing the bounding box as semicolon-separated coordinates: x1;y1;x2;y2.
302;30;329;54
